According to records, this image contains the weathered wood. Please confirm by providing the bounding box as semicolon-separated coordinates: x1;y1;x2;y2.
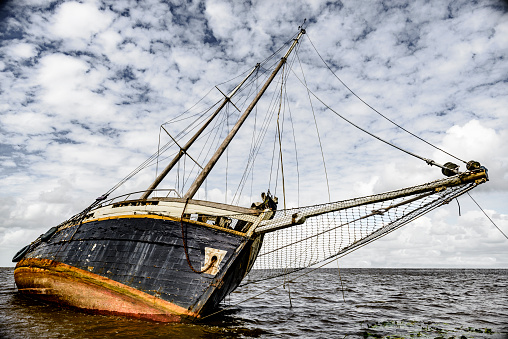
15;215;257;319
87;198;261;225
152;197;261;215
254;169;488;234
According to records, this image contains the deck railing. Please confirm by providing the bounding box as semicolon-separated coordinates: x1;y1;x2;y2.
97;189;182;208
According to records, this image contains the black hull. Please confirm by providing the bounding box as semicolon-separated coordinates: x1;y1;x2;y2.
14;215;262;319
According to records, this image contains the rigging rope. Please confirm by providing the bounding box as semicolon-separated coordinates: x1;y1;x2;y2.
233;81;279;199
243;174;484;285
468;192;508;240
276;64;287;210
180;100;229;195
289;67;458;173
284;87;301;206
85;37;290;204
226;105;229;203
200;227;395;321
296;47;331;202
305;33;467;165
231;53;298;205
266;45;303;201
180;198;217;274
337;259;346;303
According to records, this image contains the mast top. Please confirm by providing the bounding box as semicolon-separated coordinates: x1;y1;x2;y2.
183;28;306;199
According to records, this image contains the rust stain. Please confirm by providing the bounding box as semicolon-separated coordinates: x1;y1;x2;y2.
14;258;199;322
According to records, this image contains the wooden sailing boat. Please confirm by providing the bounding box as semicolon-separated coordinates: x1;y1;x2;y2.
12;28;488;322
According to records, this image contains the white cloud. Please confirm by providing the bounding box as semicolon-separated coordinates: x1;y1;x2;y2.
436;120;507;191
1;111;55;136
96;30;123;50
440;120;500;159
0;0;507;269
339;206;508;268
205;0;240;39
4;42;38;59
34;53;117;126
0;228;42;248
0;158;16;170
50;1;113;40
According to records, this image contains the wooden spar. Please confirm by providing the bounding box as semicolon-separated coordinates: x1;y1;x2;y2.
184;29;306;199
141;64;260;200
253;169;488;234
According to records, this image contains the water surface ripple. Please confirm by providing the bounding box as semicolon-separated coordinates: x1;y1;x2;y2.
1;268;506;338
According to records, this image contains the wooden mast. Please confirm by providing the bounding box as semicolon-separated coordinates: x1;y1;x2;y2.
184;29;306;200
141;64;260;199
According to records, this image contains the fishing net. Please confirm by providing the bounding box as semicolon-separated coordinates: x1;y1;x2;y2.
241;172;486;285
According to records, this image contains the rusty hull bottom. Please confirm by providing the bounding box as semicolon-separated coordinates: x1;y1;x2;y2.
14;258;199;322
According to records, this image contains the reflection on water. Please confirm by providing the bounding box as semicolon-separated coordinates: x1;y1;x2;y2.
1;268;507;338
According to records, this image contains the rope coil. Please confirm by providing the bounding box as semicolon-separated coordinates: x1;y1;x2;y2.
180;198;218;274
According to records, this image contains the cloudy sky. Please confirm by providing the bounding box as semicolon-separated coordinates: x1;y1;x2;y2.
1;0;507;268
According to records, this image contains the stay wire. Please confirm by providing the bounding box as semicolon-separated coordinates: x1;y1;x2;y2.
251;70;259;200
232;98;278;202
105;55;280;199
268;45;302;197
180;77;265;195
268;72;286;190
337;258;346;303
296;45;331;202
155;126;163;187
226;105;229;203
276;64;287;210
289;68;448;170
162;87;218;125
201;243;354;321
166;37;289;127
180;101;231;193
231;63;281;202
233;76;281;201
231;68;262;204
306;33;467;165
105;99;222;196
284;85;300;206
467;192;508;240
173;103;224;197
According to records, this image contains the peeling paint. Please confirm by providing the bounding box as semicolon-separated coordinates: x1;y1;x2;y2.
14;216;256;320
14;258;198;322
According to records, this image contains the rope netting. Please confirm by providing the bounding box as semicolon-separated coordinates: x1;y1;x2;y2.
241;177;482;285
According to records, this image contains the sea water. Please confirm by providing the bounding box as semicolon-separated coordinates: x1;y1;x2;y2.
1;267;506;338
